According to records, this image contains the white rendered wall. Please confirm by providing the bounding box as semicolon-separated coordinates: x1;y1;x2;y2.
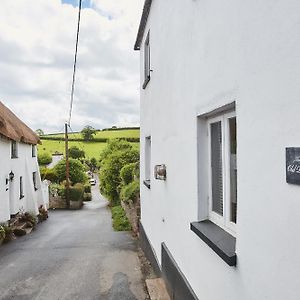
139;1;300;299
0;139;43;222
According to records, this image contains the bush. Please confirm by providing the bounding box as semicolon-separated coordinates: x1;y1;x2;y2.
50;183;66;197
69;146;85;159
111;206;131;231
20;212;37;229
99;147;139;206
69;183;84;202
38;205;48;222
120;163;137;185
99;139;134;163
2;225;14;242
0;225;5;241
83;193;92;201
84;183;91;193
38;152;52;165
40;167;58;182
120;181;140;204
54;159;87;184
13;228;26;236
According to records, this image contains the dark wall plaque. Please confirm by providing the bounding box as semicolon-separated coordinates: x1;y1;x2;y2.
286;148;300;185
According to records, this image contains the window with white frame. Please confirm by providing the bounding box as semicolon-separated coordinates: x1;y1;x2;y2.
33;172;38;190
143;31;150;89
144;136;151;188
32;145;36;157
20;176;24;199
208;112;237;233
11;141;18;158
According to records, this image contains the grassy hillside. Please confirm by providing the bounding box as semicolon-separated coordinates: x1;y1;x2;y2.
38;129;140;159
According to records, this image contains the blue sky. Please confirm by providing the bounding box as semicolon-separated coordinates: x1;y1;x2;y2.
61;0;91;9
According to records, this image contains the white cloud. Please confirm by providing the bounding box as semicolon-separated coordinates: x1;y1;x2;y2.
0;0;144;133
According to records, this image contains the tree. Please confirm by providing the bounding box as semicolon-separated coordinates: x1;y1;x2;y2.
35;129;44;136
54;159;87;184
81;125;96;141
68;146;85;160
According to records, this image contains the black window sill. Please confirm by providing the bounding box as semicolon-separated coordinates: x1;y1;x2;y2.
190;220;236;266
34;188;38;191
142;76;150;89
11;156;18;159
143;180;151;189
19;195;24;200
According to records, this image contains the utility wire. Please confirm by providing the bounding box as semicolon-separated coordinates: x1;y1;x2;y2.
68;0;82;126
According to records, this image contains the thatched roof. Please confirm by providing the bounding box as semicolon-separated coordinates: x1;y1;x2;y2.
0;101;40;145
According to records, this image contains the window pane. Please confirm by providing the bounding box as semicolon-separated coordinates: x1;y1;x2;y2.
229;117;237;223
145;136;151;180
211;121;223;216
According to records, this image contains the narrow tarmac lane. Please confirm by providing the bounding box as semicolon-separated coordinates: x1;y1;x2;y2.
0;177;147;300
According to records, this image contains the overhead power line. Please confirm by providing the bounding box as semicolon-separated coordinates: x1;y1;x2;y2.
68;0;82;126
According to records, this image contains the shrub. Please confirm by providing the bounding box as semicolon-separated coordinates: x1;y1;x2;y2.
2;225;14;242
13;228;26;237
20;212;37;229
120;163;137;185
99;139;134;164
0;225;5;241
83;193;92;201
40;167;58;182
50;183;66;197
54;158;87;184
38;152;52;165
69;146;85;160
99;147;139;206
120;181;140;204
84;183;91;193
111;206;131;231
38;205;48;222
69;183;84;202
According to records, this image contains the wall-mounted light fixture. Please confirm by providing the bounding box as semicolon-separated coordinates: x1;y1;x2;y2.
154;164;167;180
9;171;14;181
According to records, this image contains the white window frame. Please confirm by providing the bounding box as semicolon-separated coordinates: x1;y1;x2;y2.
145;136;151;181
208;111;237;235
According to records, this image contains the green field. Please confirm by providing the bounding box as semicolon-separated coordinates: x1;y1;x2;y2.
38;129;140;159
45;129;140;140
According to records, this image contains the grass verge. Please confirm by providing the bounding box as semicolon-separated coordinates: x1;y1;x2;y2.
111;206;131;231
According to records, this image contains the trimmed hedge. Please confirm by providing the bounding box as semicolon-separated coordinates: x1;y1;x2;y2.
120;181;140;203
69;183;84;202
40;137;140;143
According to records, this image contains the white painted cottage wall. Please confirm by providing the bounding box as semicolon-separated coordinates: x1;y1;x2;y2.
0;138;46;222
139;1;300;299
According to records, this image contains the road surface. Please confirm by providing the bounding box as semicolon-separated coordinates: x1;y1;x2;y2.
0;176;147;300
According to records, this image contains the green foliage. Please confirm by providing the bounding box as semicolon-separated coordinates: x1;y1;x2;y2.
49;183;66;197
69;183;84;202
99;139;133;163
54;159;87;184
69;146;85;160
120;181;140;204
38;152;52;165
81;125;96;141
90;157;98;171
40;167;58;182
2;225;14;242
120;162;138;185
83;192;92;201
0;225;5;240
99;142;139;206
84;183;91;193
111;206;131;231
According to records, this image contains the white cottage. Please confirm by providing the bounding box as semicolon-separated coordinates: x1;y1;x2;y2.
135;1;300;299
0;102;48;223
